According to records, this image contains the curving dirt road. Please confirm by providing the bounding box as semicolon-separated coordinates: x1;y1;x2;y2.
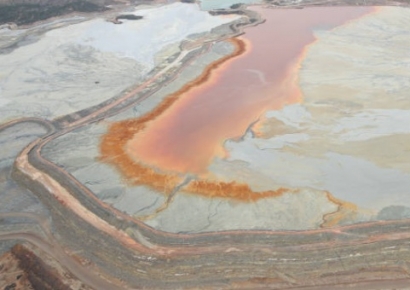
0;212;123;289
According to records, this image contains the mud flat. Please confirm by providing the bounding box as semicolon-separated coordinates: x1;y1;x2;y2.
0;2;239;123
244;6;410;219
42;28;244;219
42;6;379;234
5;2;410;289
92;6;373;232
122;7;374;176
0;120;51;254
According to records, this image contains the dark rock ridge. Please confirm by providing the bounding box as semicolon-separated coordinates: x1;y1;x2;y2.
0;0;111;26
11;244;71;290
116;14;142;20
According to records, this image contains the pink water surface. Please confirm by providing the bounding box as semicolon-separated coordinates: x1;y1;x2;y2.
127;6;373;174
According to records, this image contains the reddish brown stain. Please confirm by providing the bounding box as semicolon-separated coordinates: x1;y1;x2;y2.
100;38;294;201
100;119;181;193
126;7;373;175
100;39;246;188
321;191;358;228
125;37;252;174
100;7;373;201
186;180;292;201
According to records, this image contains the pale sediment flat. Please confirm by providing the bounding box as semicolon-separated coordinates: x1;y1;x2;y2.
42;122;168;218
145;189;337;233
0;122;50;253
0;3;238;123
206;6;410;224
42;40;238;218
0;16;86;52
0;123;47;168
40;6;410;233
43;33;348;232
109;40;238;122
5;4;410;289
0;25;27;50
0;123;48;212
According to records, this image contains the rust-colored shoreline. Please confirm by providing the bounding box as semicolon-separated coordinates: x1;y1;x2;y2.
185;180;292;201
100;37;294;201
9;6;410;290
321;191;358;228
100;38;248;191
100;8;376;203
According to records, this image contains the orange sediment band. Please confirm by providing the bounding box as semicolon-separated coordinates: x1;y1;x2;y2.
321;191;358;228
100;116;292;201
185;180;292;202
143;37;246;124
100;118;293;200
100;119;181;193
178;37;247;92
112;37;246;130
100;37;293;201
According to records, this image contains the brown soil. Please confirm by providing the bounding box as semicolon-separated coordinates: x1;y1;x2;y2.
0;250;32;290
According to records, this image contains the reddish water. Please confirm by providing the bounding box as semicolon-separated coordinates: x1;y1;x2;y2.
127;7;373;175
